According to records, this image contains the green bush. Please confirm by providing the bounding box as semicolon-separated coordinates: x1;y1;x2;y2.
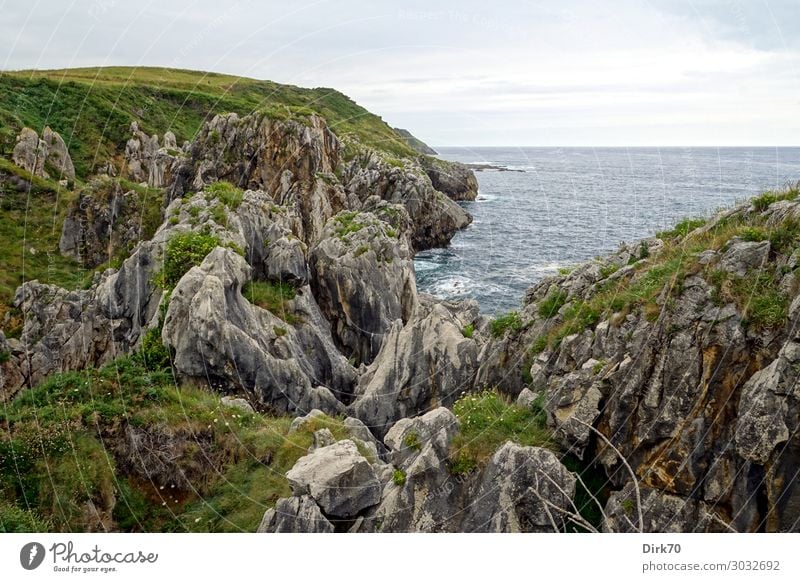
139;326;170;370
461;324;475;339
490;311;523;337
403;431;421;451
392;469;407;486
159;231;220;289
538;290;568;319
334;211;364;239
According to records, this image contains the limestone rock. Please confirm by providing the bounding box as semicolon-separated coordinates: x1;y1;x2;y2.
350;296;480;437
286;440;381;518
421;158;479;201
463;442;576;532
310;209;417;364
257;495;334;533
12;127;75;180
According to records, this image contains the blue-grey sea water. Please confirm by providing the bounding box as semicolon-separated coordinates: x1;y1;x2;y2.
415;147;800;315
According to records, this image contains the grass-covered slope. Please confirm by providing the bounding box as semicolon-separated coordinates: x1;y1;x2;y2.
0;66;417;177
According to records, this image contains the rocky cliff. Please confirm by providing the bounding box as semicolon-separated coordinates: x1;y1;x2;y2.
2;70;799;533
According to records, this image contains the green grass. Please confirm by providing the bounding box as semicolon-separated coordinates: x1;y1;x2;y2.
448;390;552;474
204;181;244;209
159;231;221;289
0;67;418;179
490;311;523;337
392;469;406;486
461;324;475;339
656;217;707;240
333;211;364;239
0;354;356;532
0;159;86;320
538;290;568;319
242;280;299;324
751;187;799;211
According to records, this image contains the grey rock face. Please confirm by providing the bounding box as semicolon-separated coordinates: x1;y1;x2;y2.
124;122;181;187
220;396;255;414
343;150;471;251
162;247;353;415
350;296;481;437
420;158;479;201
12;127;75;180
516;387;538;408
720;240;770;277
257;495;334;533
286;440;382;518
310;209;417;365
463;442;576;532
60;178;160;268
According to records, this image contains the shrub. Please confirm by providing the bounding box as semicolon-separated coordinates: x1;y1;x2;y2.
273;326;287;337
599;263;620;278
160;231;220;289
392;469;407;486
403;431;421;451
0;350;9;364
538;290;567;319
448;390;552;474
752;192;778;211
334;211;364;239
139;326;170;370
490;311;523;337
461;324;475;339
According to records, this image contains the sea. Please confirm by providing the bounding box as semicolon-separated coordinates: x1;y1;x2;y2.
414;147;800;315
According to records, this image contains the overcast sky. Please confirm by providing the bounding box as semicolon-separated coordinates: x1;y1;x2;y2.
1;0;799;146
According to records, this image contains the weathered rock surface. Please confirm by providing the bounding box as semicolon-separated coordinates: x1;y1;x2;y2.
285;439;381;519
266;407;578;533
124;122;183;187
310;208;417;364
257;495;334;533
350;295;482;437
463;442;576;532
12;127;75;181
475;200;800;532
60;178;161;268
420;157;479;201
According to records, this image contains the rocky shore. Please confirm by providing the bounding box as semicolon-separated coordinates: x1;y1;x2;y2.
2;72;799;532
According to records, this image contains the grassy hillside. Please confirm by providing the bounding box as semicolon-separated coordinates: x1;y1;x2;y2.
0;66;417;177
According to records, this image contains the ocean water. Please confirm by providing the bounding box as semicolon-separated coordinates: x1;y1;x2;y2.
415;147;800;315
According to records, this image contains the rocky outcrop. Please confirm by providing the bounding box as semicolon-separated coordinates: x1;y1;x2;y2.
261;407;578;533
12;127;75;181
343;150;471;251
169;112;473;252
124;122;183;187
59;178;162;268
474;199;800;532
350;295;483;437
309;207;417;365
162;246;354;415
420;157;479;202
285;439;382;519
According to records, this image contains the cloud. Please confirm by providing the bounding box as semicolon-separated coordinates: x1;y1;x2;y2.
0;0;798;145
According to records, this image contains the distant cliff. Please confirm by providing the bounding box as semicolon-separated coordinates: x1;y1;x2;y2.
393;127;438;155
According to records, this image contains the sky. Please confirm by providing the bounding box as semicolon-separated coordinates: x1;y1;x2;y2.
1;0;799;146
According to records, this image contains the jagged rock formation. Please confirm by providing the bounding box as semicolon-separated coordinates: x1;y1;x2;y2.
12;127;75;181
477;197;800;532
420;157;479;202
59;177;157;268
259;407;577;533
124;122;184;187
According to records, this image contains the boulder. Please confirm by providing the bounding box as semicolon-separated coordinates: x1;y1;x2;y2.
285;440;381;518
463;442;576;532
257;495;334;533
